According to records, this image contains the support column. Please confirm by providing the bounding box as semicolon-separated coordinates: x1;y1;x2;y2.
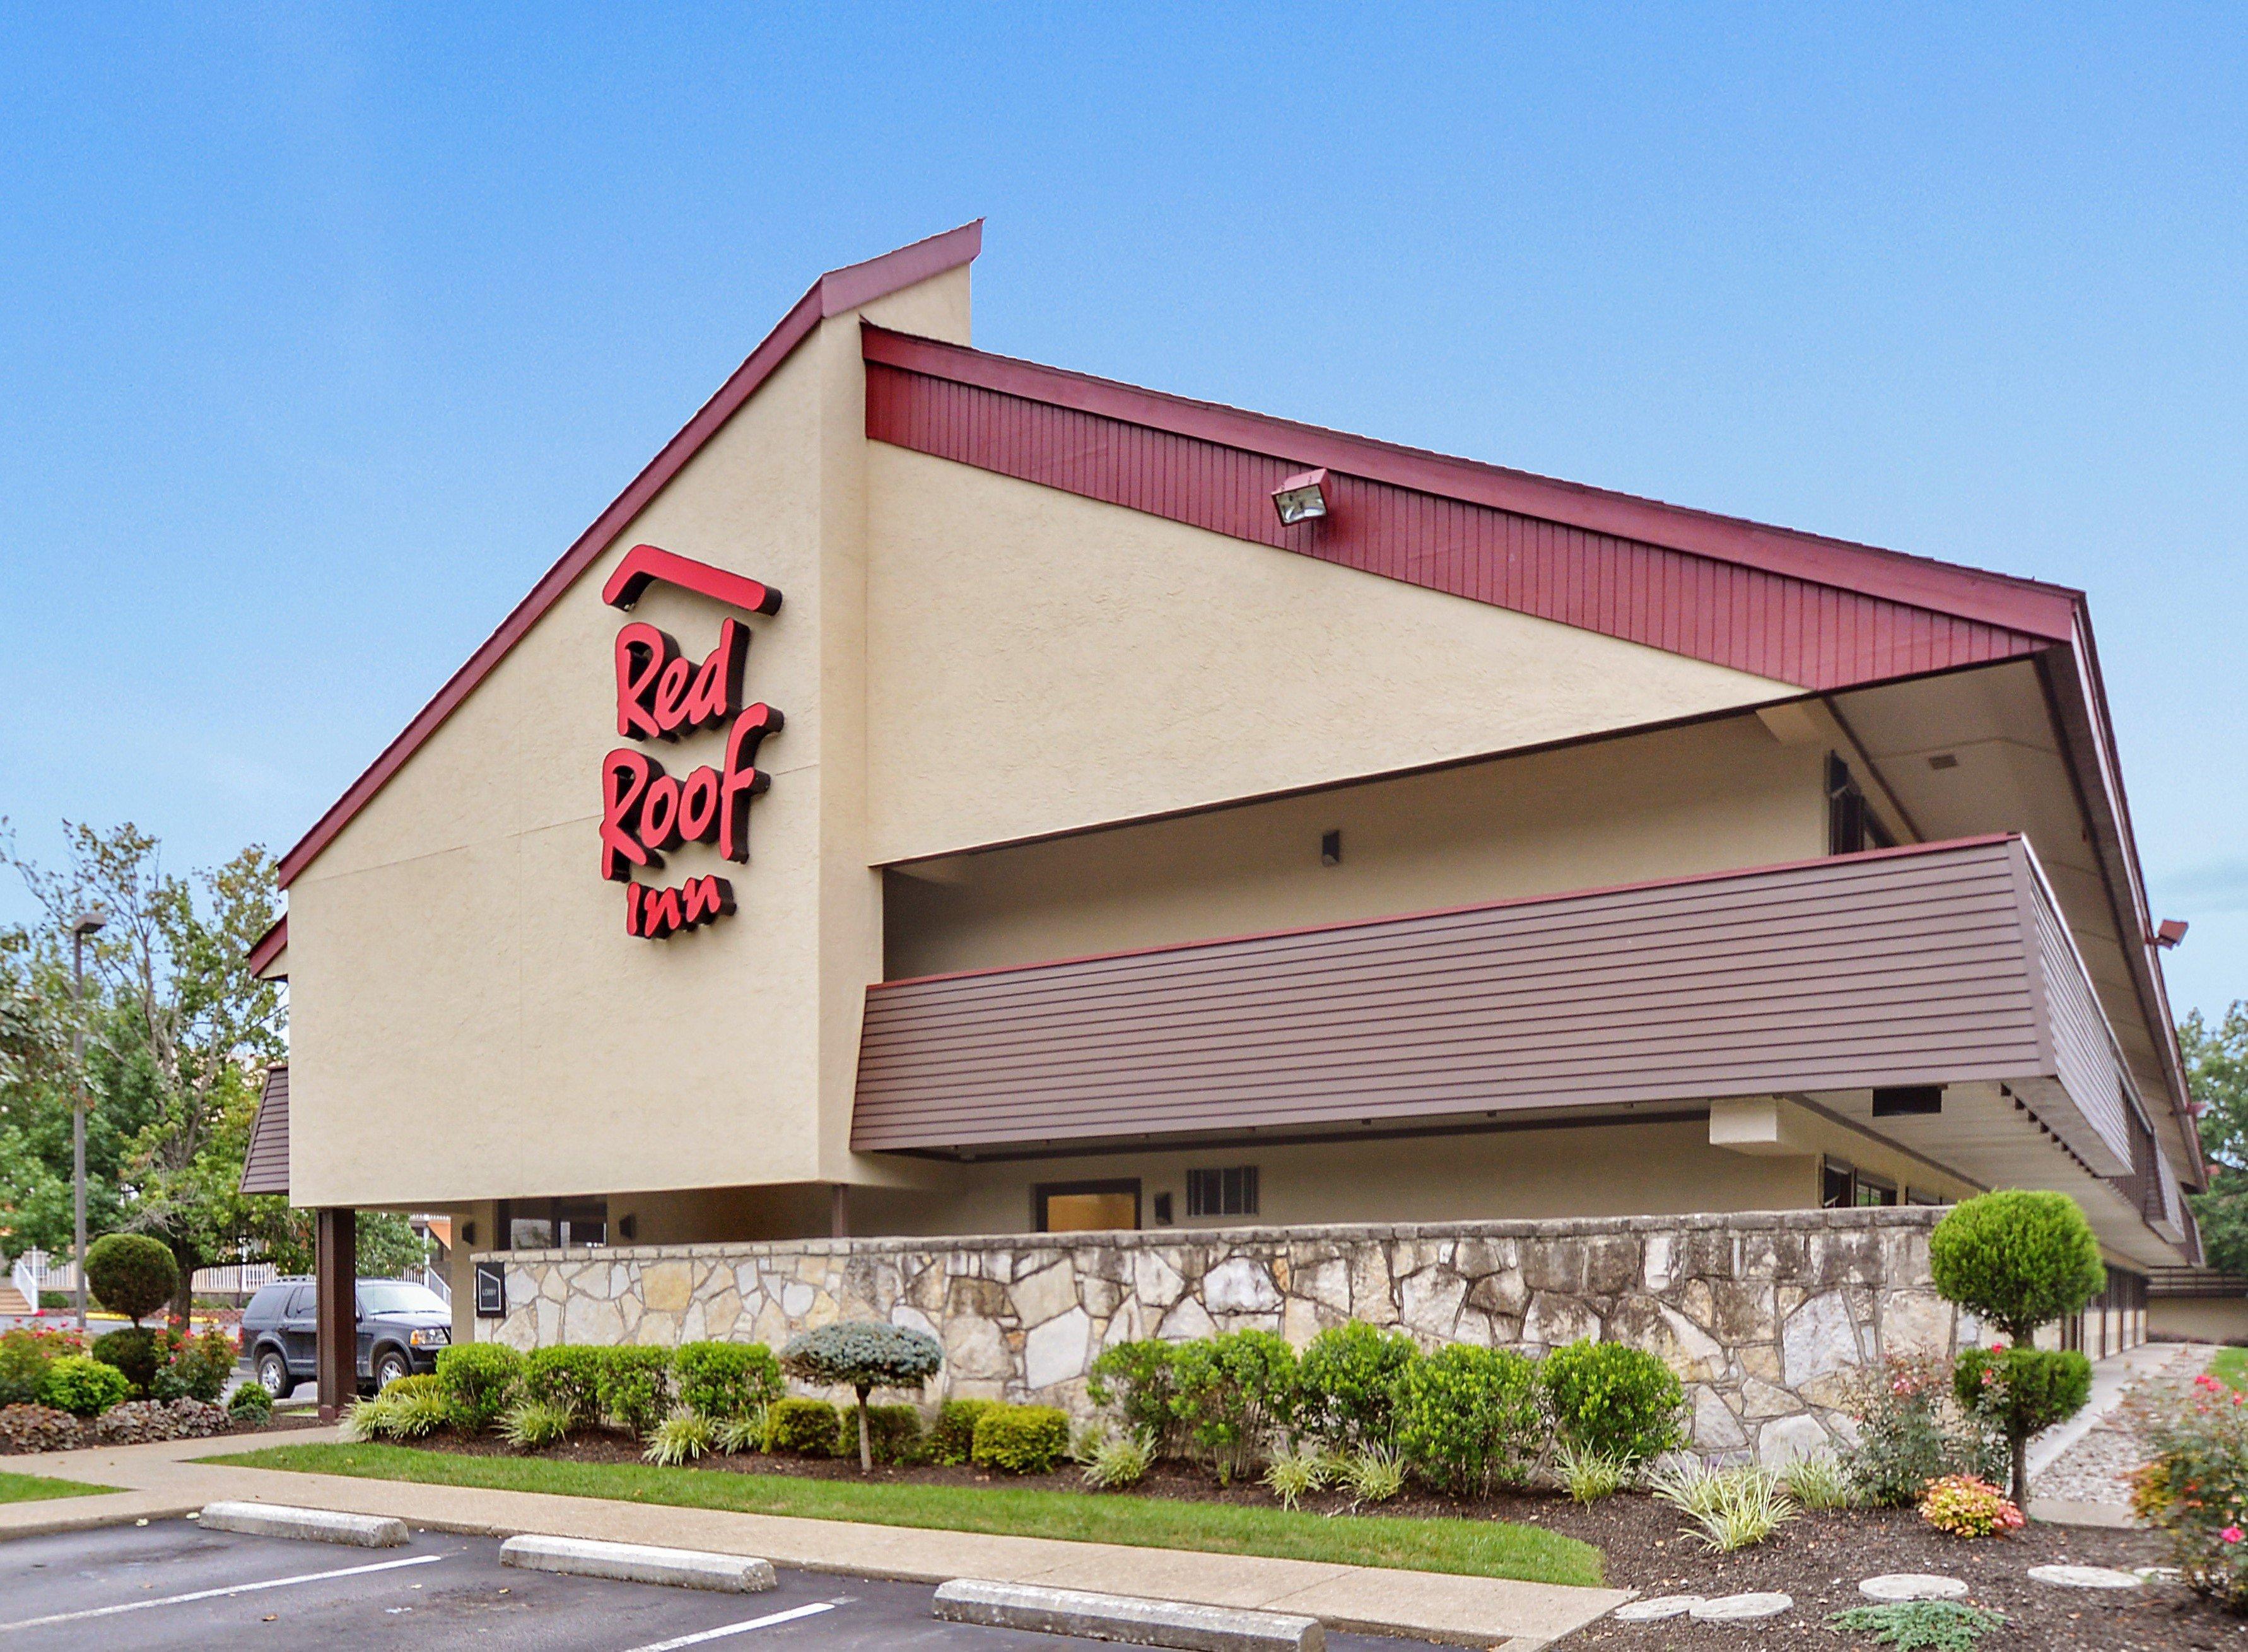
829;1183;850;1239
315;1207;357;1421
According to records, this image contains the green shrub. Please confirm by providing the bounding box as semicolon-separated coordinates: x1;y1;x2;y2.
1261;1440;1330;1509
1395;1343;1542;1494
1928;1190;2105;1344
595;1347;674;1438
92;1327;162;1396
931;1398;1000;1465
522;1345;609;1422
435;1342;524;1429
84;1234;178;1327
382;1373;444;1401
1086;1339;1181;1454
1335;1443;1405;1502
386;1386;459;1439
1080;1426;1157;1490
1955;1344;2093;1505
153;1329;235;1403
971;1403;1072;1474
500;1398;574;1450
1296;1322;1419;1452
765;1397;843;1456
44;1354;132;1417
1839;1355;2003;1506
865;1403;925;1465
1170;1330;1298;1485
0;1329;56;1407
1650;1458;1796;1551
715;1410;767;1455
2134;1370;2248;1607
780;1322;945;1470
228;1382;274;1423
1555;1443;1630;1503
1540;1339;1683;1463
672;1342;783;1421
644;1410;716;1466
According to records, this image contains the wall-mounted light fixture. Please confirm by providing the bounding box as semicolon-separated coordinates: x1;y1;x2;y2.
2155;919;2189;949
1271;468;1329;527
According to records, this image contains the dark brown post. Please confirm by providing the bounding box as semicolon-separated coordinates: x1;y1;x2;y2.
315;1207;357;1421
829;1183;850;1239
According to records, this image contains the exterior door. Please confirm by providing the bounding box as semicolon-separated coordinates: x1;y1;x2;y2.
1037;1180;1140;1232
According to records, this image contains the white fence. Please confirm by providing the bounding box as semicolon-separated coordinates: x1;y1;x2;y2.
10;1248;75;1303
7;1251;446;1308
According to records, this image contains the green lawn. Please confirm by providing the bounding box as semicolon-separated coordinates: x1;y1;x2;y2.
201;1443;1603;1587
2212;1347;2248;1393
0;1471;119;1504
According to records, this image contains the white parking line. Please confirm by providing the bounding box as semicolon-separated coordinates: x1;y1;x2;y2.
0;1551;447;1634
620;1600;838;1651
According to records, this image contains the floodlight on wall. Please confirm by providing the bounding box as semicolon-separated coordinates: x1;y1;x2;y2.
1271;468;1329;526
2155;919;2189;949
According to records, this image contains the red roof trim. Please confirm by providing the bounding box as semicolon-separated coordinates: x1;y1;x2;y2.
274;221;983;888
863;325;2081;643
872;833;2022;993
247;914;288;978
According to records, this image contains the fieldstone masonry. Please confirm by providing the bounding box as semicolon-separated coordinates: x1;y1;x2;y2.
485;1207;1965;1462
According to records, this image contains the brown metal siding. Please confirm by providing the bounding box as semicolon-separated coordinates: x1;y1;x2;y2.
2024;866;2133;1168
240;1064;290;1195
865;361;2047;694
854;839;2050;1153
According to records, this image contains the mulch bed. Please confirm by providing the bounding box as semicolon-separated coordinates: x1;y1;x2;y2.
394;1432;2238;1650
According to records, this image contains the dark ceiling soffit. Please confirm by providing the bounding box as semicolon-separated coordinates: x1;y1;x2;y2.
861;324;2083;643
272;221;985;889
247;914;287;979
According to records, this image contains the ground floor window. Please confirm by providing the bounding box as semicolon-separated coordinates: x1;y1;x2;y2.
498;1197;609;1250
1035;1180;1140;1233
1821;1157;1897;1209
1186;1165;1260;1218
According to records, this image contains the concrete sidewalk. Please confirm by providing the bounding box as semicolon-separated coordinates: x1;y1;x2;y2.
0;1431;1630;1649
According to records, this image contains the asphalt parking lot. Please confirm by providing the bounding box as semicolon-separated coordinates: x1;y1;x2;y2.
0;1520;1452;1651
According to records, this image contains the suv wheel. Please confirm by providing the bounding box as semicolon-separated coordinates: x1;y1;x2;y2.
373;1348;411;1390
256;1348;290;1397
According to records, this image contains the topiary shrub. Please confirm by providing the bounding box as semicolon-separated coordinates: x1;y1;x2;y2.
780;1322;944;1472
44;1354;132;1418
435;1342;525;1429
522;1345;609;1423
594;1347;674;1438
764;1396;843;1456
228;1381;274;1424
1086;1340;1181;1455
865;1403;925;1465
971;1403;1072;1474
1929;1190;2105;1344
83;1234;178;1328
672;1342;783;1421
1395;1344;1543;1494
1540;1339;1684;1464
1169;1330;1299;1485
930;1397;1000;1465
91;1327;163;1397
1296;1322;1420;1453
153;1330;235;1403
1955;1343;2094;1506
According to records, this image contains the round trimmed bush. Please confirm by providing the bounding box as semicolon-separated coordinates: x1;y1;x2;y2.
672;1342;783;1421
1395;1344;1542;1494
1955;1343;2094;1504
84;1234;178;1327
931;1397;1000;1465
228;1381;274;1423
1540;1339;1684;1463
435;1342;524;1429
522;1346;609;1422
865;1403;925;1465
44;1354;132;1417
1297;1322;1420;1452
1929;1190;2105;1344
595;1347;674;1438
971;1403;1071;1474
764;1396;843;1456
92;1327;163;1396
780;1322;944;1471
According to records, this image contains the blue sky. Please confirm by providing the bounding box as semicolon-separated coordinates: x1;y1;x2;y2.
1;6;2241;1020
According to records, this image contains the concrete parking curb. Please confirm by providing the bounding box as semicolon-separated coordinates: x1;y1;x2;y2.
499;1533;779;1593
934;1578;1325;1652
197;1501;408;1547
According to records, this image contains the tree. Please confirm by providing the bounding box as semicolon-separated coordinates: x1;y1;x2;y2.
2183;1003;2248;1276
779;1323;944;1472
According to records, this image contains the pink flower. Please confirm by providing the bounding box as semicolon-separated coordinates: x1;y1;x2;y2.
2223;1526;2244;1545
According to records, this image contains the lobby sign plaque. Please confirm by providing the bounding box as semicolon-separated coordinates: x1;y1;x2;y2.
598;544;782;938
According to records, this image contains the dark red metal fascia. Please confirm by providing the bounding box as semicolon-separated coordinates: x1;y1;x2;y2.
274;223;983;888
247;914;288;978
872;833;2023;993
862;325;2080;643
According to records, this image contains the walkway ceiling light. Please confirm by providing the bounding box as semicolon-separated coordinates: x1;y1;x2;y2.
1271;468;1329;526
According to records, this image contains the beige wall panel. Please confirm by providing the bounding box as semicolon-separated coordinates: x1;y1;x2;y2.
887;715;1828;976
863;445;1798;865
2149;1297;2248;1345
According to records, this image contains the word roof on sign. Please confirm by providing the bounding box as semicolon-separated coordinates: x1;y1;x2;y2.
597;544;783;939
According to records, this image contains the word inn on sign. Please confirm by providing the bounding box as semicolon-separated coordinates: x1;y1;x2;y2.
596;544;783;939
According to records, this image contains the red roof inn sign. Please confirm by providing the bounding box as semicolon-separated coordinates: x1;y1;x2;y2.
598;545;783;939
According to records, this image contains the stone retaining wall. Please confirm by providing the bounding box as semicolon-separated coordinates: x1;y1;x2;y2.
484;1208;1963;1462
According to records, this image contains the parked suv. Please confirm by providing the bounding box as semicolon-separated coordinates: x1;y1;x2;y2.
238;1277;453;1396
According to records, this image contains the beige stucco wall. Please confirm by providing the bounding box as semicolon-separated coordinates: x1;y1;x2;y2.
2150;1296;2248;1345
862;443;1799;867
886;713;1828;977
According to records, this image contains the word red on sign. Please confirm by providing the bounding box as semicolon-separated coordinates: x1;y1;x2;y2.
595;545;782;940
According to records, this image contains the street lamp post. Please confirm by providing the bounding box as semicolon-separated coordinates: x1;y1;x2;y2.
69;910;106;1334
